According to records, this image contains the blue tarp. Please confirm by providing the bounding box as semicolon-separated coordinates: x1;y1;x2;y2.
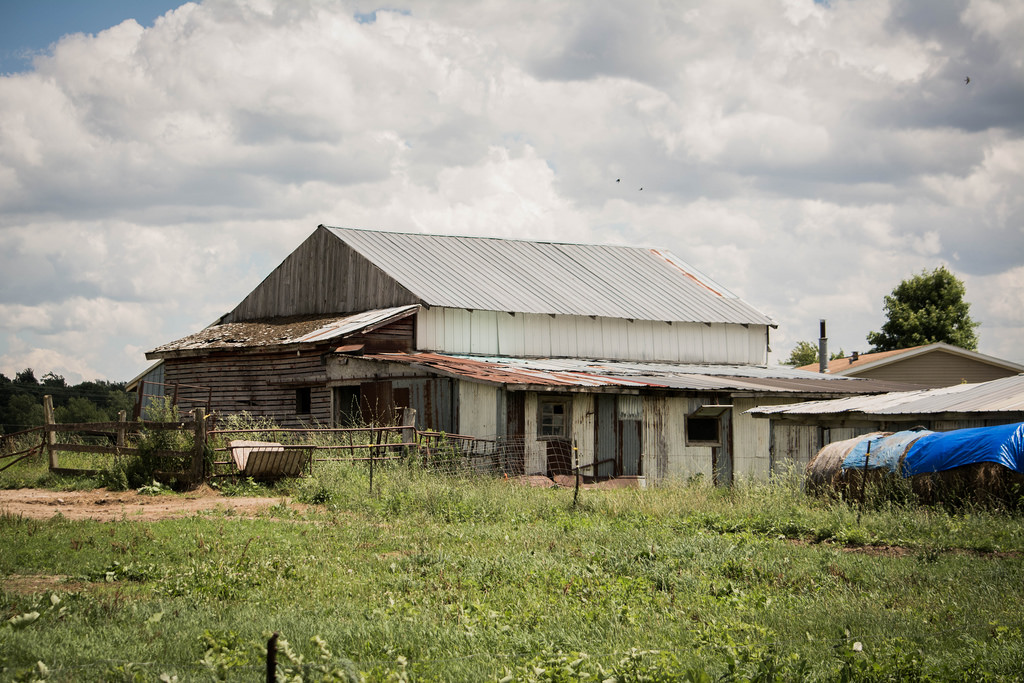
902;423;1024;476
842;431;931;473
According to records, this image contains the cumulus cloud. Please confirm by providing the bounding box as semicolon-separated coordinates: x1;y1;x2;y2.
1;0;1022;381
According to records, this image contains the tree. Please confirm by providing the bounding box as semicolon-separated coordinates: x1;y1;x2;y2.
782;341;845;366
866;266;979;352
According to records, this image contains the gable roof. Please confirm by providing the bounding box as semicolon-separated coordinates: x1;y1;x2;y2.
324;226;776;326
797;343;1024;376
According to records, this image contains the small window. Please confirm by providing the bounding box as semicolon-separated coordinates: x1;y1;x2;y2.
538;397;571;439
296;387;312;415
686;416;720;446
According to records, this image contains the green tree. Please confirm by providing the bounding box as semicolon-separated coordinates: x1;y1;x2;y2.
783;342;846;366
867;266;979;352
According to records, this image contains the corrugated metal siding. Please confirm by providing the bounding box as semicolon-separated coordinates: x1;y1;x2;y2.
227;227;419;321
523;393;545;474
327;226;774;325
732;397;788;482
572;394;595;472
663;397;713;482
417;308;768;364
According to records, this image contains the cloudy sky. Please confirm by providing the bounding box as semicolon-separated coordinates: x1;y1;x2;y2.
1;0;1022;383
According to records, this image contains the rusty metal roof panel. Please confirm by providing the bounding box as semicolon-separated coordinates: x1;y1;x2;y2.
359;353;913;394
325;226;775;326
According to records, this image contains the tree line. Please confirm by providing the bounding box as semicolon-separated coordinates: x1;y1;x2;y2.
783;266;980;366
0;369;135;434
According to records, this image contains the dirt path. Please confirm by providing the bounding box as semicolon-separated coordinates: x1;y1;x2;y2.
0;487;305;521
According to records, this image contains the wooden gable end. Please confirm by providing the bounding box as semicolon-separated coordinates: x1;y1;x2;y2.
225;226;419;322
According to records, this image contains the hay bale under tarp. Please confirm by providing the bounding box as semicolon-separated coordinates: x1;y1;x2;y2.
805;433;889;494
910;462;1024;508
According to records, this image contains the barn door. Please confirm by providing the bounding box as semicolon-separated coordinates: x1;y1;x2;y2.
359;380;393;425
594;394;642;478
505;391;526;474
594;395;617;478
618;395;642;477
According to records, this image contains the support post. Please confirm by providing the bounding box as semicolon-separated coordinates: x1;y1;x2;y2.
134;380;145;420
191;408;206;485
401;407;417;457
43;395;57;470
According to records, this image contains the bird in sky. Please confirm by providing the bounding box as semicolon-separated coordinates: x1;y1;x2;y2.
616;178;620;182
965;76;970;85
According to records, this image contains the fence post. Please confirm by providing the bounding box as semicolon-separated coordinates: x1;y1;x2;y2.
191;408;206;485
401;407;417;457
573;440;580;508
266;632;278;683
43;395;57;471
116;410;127;448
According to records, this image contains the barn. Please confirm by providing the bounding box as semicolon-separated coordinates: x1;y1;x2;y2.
146;225;913;484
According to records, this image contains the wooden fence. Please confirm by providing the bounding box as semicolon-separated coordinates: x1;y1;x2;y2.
1;397;522;486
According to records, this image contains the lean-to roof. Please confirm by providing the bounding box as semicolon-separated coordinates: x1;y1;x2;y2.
356;352;915;394
148;305;417;358
748;373;1024;417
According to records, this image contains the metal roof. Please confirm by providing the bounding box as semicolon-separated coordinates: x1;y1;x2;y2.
747;373;1024;417
357;352;914;394
324;226;775;326
148;305;416;357
797;343;1024;376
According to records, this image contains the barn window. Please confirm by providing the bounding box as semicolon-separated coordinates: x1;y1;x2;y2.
538;397;571;439
296;387;312;415
686;404;730;446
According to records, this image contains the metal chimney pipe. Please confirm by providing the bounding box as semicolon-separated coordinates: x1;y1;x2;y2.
818;319;828;374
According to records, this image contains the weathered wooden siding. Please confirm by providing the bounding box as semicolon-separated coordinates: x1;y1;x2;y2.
417;307;768;364
458;382;498;439
853;350;1018;388
769;423;822;477
226;226;419;322
163;351;330;427
327;356;456;432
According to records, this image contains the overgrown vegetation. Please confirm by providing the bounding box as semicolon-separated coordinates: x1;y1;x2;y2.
2;447;1024;680
0;368;133;435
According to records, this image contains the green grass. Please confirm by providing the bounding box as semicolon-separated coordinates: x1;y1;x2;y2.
2;459;1024;681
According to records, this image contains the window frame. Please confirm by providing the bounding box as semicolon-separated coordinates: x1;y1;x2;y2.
537;396;572;440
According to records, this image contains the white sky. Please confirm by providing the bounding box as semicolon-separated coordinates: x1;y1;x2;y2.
1;0;1022;383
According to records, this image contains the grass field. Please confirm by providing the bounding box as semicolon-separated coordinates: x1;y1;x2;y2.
2;453;1024;681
